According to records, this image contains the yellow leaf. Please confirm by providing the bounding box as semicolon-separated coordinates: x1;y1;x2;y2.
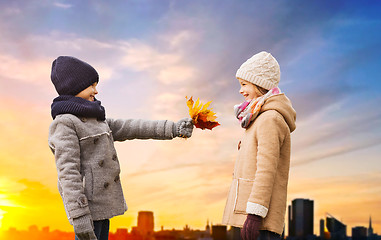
186;96;220;130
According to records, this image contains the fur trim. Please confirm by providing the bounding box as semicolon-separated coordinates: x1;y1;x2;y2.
246;202;268;217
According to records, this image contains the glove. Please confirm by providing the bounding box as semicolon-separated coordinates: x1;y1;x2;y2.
173;118;194;138
241;214;262;240
73;214;97;240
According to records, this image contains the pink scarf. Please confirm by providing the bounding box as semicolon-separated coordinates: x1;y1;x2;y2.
234;87;281;128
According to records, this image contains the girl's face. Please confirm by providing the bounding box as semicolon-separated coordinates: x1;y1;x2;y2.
238;78;262;101
75;82;98;101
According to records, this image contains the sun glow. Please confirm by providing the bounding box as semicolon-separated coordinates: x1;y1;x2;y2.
0;209;4;228
0;195;16;208
0;179;22;230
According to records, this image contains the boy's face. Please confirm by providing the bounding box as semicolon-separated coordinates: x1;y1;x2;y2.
75;82;98;101
238;78;261;101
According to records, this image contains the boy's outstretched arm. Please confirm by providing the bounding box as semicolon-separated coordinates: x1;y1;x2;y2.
106;118;193;141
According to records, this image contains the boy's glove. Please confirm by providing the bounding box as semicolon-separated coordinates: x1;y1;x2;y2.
241;214;262;240
73;214;97;240
173;118;194;138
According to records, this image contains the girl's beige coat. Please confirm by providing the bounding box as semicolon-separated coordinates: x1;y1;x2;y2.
222;94;296;235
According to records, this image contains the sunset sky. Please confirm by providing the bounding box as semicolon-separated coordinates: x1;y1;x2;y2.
1;0;381;236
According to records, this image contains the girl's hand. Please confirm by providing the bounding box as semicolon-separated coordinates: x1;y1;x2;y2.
241;214;262;240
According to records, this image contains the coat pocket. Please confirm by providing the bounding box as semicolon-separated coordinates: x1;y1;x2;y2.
233;178;254;214
83;168;94;201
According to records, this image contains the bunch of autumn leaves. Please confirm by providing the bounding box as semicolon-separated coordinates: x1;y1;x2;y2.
186;96;220;131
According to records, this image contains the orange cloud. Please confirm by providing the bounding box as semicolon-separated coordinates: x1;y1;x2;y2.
0;179;69;232
288;173;381;235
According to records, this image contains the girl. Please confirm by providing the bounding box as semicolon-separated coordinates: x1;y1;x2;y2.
222;51;296;240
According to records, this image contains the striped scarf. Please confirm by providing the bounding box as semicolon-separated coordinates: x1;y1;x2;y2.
234;87;281;128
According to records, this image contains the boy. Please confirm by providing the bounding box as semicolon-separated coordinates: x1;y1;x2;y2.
48;56;193;240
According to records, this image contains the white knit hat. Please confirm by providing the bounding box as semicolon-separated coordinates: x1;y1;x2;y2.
236;51;280;90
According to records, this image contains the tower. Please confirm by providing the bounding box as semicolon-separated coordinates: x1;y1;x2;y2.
137;211;154;237
368;216;373;237
320;219;325;239
288;198;314;240
206;219;211;235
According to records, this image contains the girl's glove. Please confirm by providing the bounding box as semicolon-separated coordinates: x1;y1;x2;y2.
173;118;194;138
73;214;97;240
241;214;262;240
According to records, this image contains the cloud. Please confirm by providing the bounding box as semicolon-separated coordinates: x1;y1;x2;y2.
0;32;119;87
119;39;196;87
53;2;73;9
0;54;51;86
159;30;201;50
290;85;355;121
121;42;180;71
290;95;381;167
288;172;381;227
0;29;197;91
0;179;69;231
292;137;381;167
158;65;195;85
2;7;21;15
0;97;56;186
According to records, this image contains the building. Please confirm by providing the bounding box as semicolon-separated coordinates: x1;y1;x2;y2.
319;219;330;240
320;219;325;239
369;216;374;237
228;226;241;240
212;225;227;240
367;216;380;240
326;214;346;240
112;228;129;240
352;227;367;240
200;219;213;240
137;211;154;239
288;198;314;240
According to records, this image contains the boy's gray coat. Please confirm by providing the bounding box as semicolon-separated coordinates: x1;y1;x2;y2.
48;114;175;222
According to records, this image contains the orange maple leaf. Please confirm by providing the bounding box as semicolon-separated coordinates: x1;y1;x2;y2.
186;96;220;130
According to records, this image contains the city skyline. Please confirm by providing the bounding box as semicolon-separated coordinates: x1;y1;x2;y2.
1;206;378;237
1;0;381;234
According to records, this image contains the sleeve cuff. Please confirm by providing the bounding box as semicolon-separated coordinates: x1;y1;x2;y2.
246;202;268;218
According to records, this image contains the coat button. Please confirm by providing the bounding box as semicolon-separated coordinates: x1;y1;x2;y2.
94;138;99;144
112;154;117;161
98;160;104;167
114;175;120;182
104;182;109;189
77;196;88;207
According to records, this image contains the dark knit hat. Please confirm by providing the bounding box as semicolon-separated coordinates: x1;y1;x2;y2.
51;56;99;96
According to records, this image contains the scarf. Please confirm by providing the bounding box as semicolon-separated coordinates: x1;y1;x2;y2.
234;87;281;128
51;95;106;121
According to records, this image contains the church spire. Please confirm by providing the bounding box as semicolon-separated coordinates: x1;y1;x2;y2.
368;216;374;236
205;218;211;235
